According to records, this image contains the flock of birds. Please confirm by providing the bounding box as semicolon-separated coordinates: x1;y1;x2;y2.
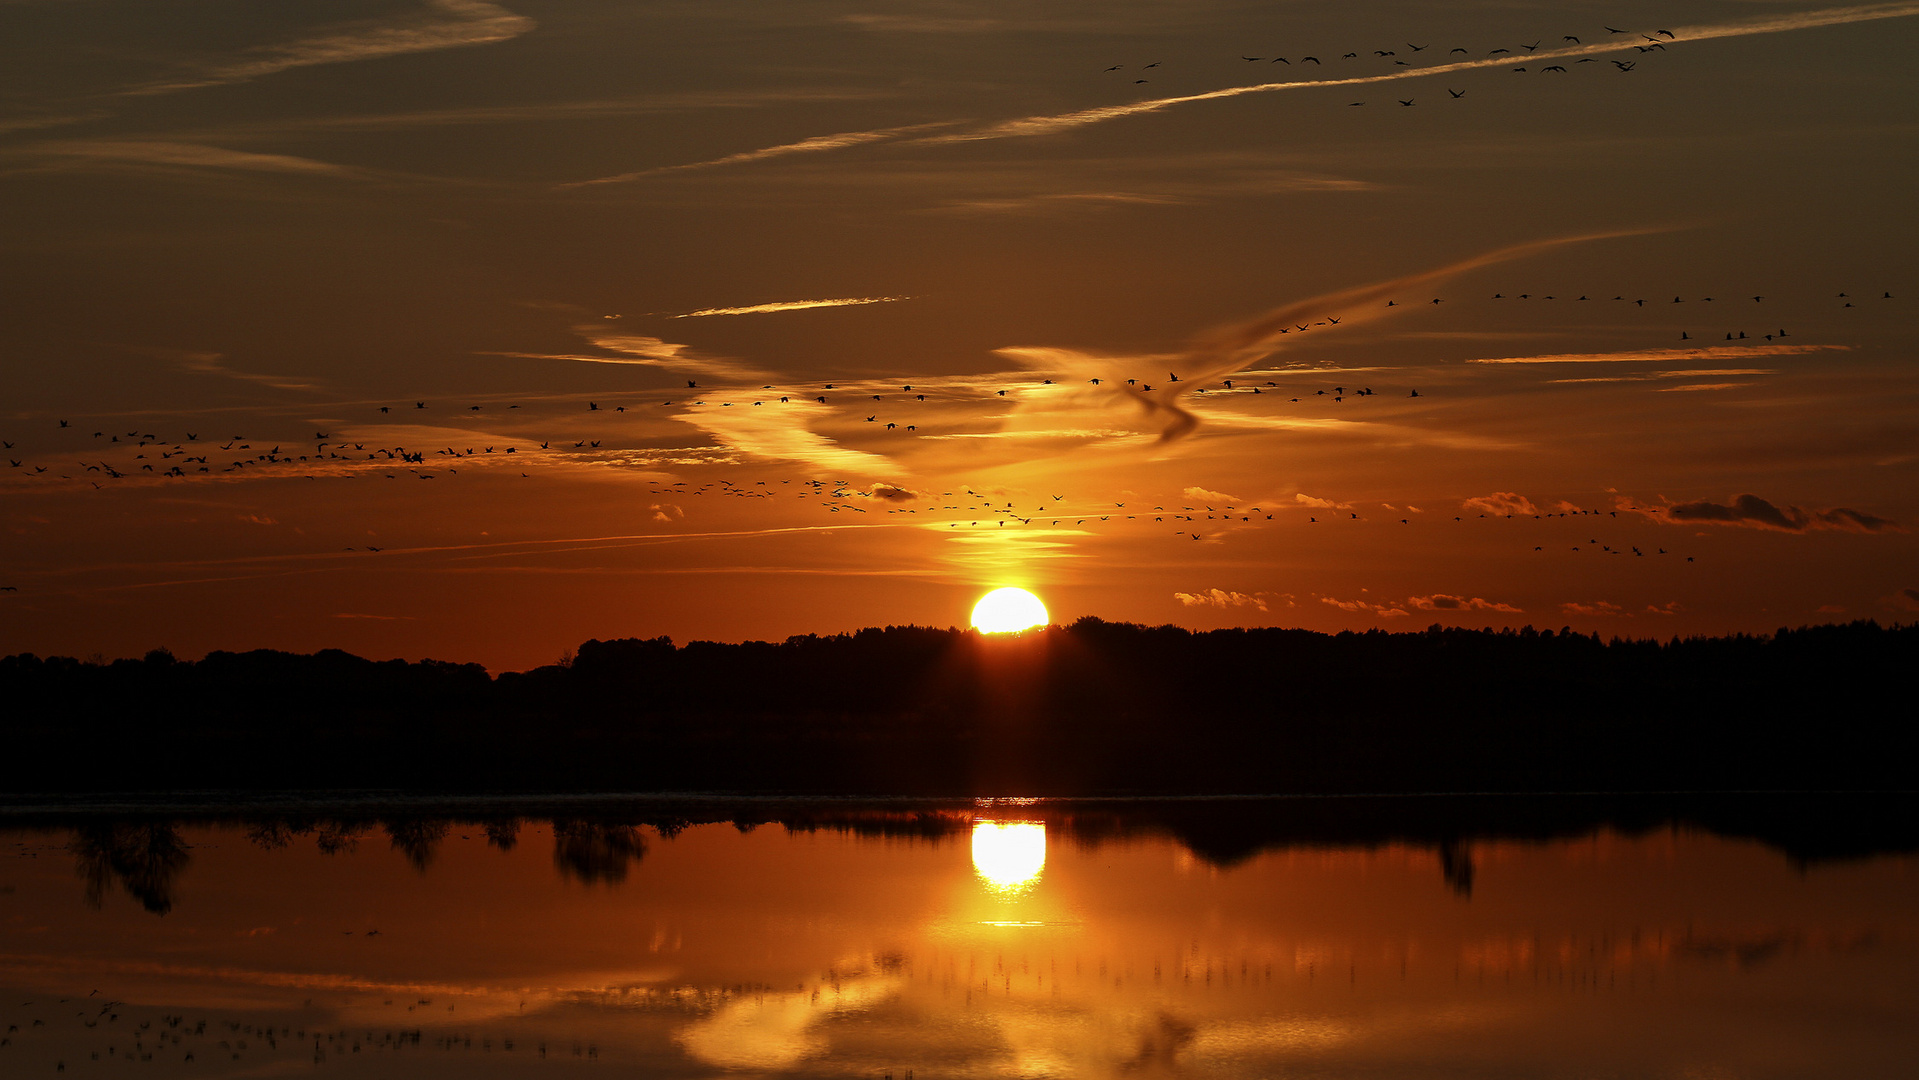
0;996;605;1073
0;283;1898;594
1;286;1892;492
1098;22;1683;102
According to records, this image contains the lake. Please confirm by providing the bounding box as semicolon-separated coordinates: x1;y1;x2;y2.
0;795;1914;1078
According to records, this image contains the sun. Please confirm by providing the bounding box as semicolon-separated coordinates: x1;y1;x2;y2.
971;587;1048;633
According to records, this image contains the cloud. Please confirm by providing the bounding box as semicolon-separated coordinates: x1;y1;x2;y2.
1642;494;1902;534
1460;492;1537;517
484;329;770;380
1182;486;1244;504
1293;493;1352;511
649;503;683;523
675;399;893;473
131;0;534;95
1175;588;1268;611
1472;345;1842;364
21;140;361;178
1407;594;1523;614
1319;596;1409;618
930;192;1188;214
1887;588;1919;613
864;483;922;502
1561;601;1627;616
169;350;321;392
1548;368;1778;385
561;121;958;187
838;14;1001;33
226;89;880;134
1124;230;1660;442
676;296;909;318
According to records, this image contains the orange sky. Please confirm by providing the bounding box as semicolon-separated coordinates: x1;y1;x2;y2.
2;0;1915;669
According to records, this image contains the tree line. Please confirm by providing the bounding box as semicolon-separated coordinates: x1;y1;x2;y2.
1;618;1911;795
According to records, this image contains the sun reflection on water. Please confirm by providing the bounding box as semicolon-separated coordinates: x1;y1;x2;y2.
971;820;1046;895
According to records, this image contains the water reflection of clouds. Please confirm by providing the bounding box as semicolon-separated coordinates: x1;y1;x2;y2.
675;975;902;1070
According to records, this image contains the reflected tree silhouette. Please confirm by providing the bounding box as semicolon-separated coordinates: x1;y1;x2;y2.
68;823;189;915
245;819;307;849
383;819;450;872
483;819;521;851
1438;839;1476;897
551;820;646;885
316;820;367;855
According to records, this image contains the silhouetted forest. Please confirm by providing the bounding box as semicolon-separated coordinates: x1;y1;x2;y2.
1;618;1912;795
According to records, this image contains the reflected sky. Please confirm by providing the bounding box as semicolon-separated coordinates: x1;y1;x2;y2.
0;808;1914;1077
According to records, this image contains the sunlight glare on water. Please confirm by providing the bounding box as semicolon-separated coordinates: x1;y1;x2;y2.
971;820;1046;894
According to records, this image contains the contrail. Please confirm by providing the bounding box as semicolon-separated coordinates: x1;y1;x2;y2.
574;2;1919;178
1131;229;1670;441
676;296;910;317
920;2;1919;143
560;122;958;187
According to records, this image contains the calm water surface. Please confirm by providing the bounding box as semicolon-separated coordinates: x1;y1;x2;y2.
0;801;1914;1078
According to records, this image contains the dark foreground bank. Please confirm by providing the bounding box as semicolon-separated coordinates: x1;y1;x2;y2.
2;618;1912;795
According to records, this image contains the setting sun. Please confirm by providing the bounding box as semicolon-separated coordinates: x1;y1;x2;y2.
971;587;1048;634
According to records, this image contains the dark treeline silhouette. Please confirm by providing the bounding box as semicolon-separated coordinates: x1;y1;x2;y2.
1;618;1913;796
26;792;1919;914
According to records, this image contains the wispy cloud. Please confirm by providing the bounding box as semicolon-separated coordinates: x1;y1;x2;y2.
1319;595;1410;618
676;399;895;473
130;0;535;96
1562;600;1628;616
169;350;322;392
0;113;107;136
1548;368;1776;383
589;3;1919;185
17;140;362;178
560;122;959;187
206;89;881;135
838;14;1001;33
1461;492;1538;516
482;328;770;380
1407;593;1523;614
676;296;910;318
1129;230;1662;441
1473;344;1841;364
1176;588;1273;611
